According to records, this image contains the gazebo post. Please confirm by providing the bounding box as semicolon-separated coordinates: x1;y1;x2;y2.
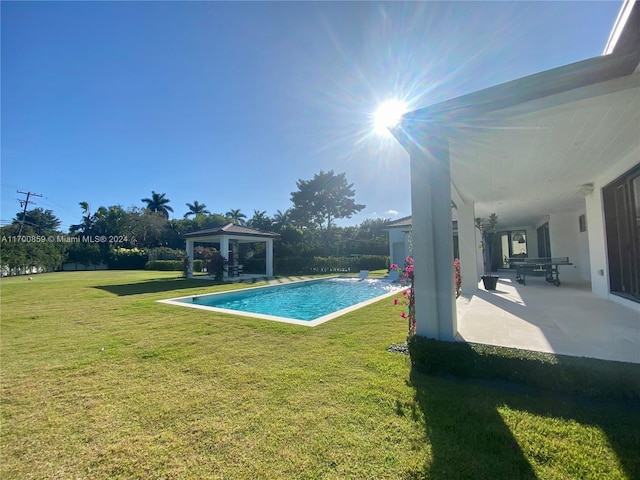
220;237;230;280
185;239;194;278
266;238;274;277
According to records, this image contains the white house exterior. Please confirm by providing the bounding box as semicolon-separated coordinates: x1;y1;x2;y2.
392;0;640;341
384;212;460;268
384;216;412;267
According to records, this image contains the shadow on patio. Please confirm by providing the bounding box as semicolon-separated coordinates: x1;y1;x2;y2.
456;271;640;364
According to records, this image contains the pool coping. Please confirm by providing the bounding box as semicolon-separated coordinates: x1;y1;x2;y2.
156;276;408;327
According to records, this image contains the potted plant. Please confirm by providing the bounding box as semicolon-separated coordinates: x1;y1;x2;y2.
475;213;500;290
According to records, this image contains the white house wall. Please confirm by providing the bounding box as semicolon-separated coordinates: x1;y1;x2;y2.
387;228;411;266
576;208;591;282
548;212;585;283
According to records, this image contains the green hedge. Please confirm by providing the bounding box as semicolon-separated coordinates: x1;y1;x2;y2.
408;336;640;400
145;260;183;271
145;259;204;272
269;255;389;275
108;248;148;270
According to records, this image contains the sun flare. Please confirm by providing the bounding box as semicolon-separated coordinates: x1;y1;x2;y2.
373;99;408;136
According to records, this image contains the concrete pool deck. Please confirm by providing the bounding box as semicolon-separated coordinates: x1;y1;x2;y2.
456;271;639;364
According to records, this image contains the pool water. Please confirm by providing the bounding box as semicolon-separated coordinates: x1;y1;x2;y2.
159;278;404;326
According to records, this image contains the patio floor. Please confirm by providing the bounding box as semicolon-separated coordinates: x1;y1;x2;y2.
456;270;640;364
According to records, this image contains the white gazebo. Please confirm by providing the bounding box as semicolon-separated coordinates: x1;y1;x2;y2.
183;223;279;280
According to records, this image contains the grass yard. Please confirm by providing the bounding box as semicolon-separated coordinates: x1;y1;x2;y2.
1;271;638;479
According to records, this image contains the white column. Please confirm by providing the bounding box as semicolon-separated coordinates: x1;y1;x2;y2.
185;239;194;278
455;201;479;295
266;239;274;277
220;237;230;280
409;131;457;341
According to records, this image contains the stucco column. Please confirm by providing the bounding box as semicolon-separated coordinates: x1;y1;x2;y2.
220;237;230;280
455;201;479;295
266;239;274;277
409;131;457;341
185;239;194;278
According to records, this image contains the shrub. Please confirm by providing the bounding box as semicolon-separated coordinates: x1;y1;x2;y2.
145;260;183;271
108;247;148;270
272;255;389;275
206;252;227;281
408;336;640;399
148;247;185;261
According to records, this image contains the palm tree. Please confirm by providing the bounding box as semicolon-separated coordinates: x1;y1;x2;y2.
225;208;246;225
247;210;272;230
272;209;292;231
70;201;94;234
141;191;174;219
184;201;210;218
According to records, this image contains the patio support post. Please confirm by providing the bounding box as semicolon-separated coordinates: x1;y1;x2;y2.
220;237;230;280
185;240;194;278
266;239;274;277
455;201;480;294
409;129;457;341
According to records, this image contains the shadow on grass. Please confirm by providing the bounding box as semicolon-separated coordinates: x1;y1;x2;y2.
407;369;537;480
95;277;222;296
405;340;640;479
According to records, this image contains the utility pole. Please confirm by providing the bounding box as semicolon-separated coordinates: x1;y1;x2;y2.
16;190;43;235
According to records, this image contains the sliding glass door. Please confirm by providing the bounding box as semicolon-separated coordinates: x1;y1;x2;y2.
603;164;640;302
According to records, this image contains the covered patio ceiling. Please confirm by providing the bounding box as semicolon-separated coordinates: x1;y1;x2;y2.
399;52;640;227
450;73;640;227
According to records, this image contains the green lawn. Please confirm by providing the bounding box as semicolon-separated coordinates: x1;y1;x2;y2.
1;271;638;479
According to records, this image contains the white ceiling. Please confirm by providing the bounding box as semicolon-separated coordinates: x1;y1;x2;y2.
449;72;640;227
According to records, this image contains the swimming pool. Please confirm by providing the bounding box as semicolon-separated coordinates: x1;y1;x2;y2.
158;277;405;326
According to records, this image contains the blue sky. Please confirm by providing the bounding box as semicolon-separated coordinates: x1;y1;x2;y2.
1;1;621;232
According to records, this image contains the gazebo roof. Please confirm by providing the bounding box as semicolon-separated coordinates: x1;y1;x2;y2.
183;223;279;239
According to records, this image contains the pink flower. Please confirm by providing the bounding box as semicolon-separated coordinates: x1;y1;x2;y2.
400;312;407;318
390;263;398;270
393;298;398;305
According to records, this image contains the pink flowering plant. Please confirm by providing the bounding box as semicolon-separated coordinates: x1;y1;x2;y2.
454;257;462;298
392;257;462;337
391;257;415;337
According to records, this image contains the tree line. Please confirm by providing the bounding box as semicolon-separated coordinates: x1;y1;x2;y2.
1;170;393;275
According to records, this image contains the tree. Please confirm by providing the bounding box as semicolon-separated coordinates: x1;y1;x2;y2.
247;210;272;231
13;208;61;235
70;202;95;234
1;222;66;274
225;209;246;225
290;170;365;234
184;201;210;218
141;191;173;219
272;209;294;231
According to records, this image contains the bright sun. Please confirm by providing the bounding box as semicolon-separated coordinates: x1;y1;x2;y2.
373;99;407;137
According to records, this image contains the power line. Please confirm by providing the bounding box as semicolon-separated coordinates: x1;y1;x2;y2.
16;190;43;235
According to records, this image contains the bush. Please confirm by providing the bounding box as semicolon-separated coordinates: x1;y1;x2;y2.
145;260;183;271
408;336;640;399
272;255;389;275
148;247;185;261
193;259;203;272
108;247;148;270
